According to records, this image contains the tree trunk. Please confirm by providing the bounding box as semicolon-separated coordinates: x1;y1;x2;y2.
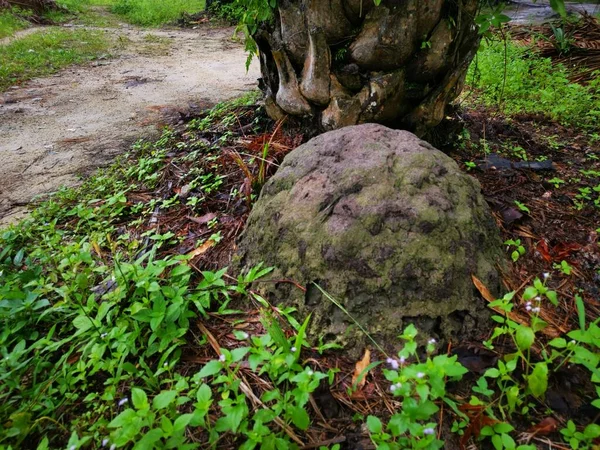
254;0;481;136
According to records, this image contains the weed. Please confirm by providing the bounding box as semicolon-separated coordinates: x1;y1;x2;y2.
467;40;600;128
514;201;530;214
554;260;573;275
504;239;526;262
548;177;565;188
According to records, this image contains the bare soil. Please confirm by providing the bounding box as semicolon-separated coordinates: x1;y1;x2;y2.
0;22;259;225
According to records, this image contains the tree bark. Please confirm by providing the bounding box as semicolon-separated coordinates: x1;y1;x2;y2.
255;0;481;136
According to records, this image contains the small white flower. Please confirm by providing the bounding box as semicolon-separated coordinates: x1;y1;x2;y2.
110;445;116;450
390;384;397;392
291;346;297;353
428;338;436;345
416;372;425;379
241;332;249;339
525;305;532;311
118;398;128;407
386;357;399;370
102;439;109;447
534;296;541;302
219;354;226;362
307;369;314;376
570;340;576;345
69;446;76;450
101;333;108;338
163;362;168;367
423;427;435;435
543;272;550;279
399;356;406;364
395;382;402;389
532;307;540;313
526;301;532;306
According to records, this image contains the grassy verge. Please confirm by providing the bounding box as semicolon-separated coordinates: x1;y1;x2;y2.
466;38;600;129
0;9;29;39
110;0;205;26
0;27;113;91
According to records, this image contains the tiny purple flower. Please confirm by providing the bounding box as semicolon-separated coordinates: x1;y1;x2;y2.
416;372;425;379
399;356;406;364
102;439;109;447
390;384;397;392
423;427;435;436
428;338;436;345
118;398;128;407
534;296;541;302
525;305;532;311
219;354;226;362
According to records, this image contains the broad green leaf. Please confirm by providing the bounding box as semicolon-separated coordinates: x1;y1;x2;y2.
516;326;535;351
528;362;548;398
133;429;163;450
231;347;250;363
153;390;177;410
366;415;383;434
197;360;223;378
108;409;137;428
132;388;149;410
173;413;194;431
289;406;310;431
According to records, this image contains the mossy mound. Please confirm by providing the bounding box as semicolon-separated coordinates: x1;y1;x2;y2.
236;124;504;355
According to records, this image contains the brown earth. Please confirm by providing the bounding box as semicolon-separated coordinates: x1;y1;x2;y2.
0;22;259;225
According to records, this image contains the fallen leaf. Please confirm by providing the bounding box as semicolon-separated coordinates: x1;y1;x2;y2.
187;239;215;258
352;349;371;391
187;212;217;225
536;240;553;262
528;417;559;435
501;207;523;225
471;275;495;303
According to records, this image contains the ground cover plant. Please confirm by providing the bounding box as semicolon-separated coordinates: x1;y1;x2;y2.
1;4;600;450
0;27;112;90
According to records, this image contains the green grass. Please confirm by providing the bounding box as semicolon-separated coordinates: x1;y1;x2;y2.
467;38;600;128
110;0;205;26
0;28;112;91
0;9;30;39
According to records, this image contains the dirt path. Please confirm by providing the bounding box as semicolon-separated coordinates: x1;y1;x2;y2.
0;22;260;225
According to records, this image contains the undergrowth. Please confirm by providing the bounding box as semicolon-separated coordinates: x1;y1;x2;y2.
467;38;600;128
1;93;599;449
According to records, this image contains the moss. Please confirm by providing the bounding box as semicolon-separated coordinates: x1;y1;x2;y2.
236;124;504;358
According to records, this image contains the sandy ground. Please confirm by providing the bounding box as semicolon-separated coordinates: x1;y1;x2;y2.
0;22;260;225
